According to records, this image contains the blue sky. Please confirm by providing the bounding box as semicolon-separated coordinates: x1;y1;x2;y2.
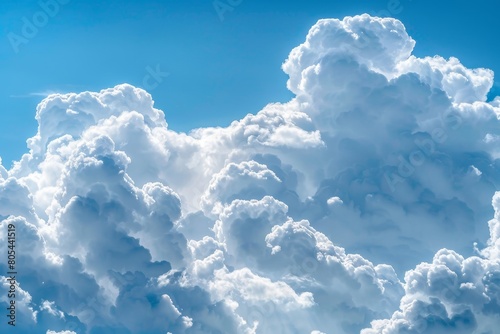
1;0;499;167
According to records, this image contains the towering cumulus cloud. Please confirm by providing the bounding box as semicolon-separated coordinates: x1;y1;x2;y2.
1;14;499;334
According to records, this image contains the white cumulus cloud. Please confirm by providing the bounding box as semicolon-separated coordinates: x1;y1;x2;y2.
1;13;499;334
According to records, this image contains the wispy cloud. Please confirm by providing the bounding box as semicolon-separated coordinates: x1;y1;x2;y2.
9;91;66;98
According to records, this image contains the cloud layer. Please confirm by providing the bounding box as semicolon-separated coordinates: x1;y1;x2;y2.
1;14;499;334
